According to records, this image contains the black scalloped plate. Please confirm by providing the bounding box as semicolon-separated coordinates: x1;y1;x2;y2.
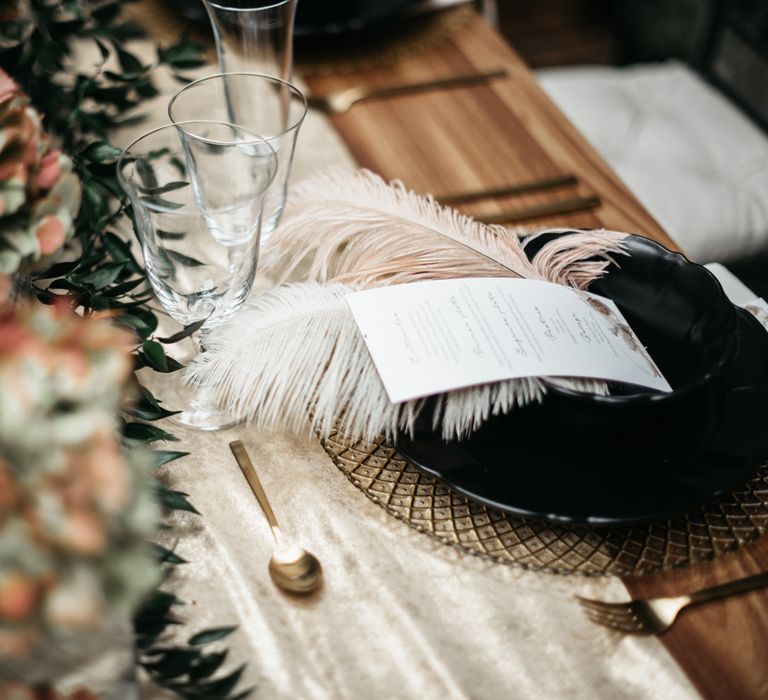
294;0;414;36
396;236;768;525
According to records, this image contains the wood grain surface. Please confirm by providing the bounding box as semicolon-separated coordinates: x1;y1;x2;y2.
305;13;676;249
307;12;768;698
625;537;768;700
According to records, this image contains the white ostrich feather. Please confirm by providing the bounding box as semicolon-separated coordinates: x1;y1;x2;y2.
188;282;592;442
191;169;630;441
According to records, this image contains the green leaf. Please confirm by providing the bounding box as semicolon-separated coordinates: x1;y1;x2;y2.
118;308;158;338
103;277;145;297
125;385;181;421
150;542;188;565
81;140;123;163
125;398;179;421
138;384;172;408
47;279;83;292
147;450;189;468
166;250;205;267
156;485;200;514
123;422;179;444
94;37;110;60
192;663;246;697
189;651;228;681
102;233;134;262
135;622;179;652
75;262;126;289
189;627;237;646
90;1;121;23
157;320;205;344
141;181;189;196
112;112;148;128
156;229;185;241
115;45;145;74
229;689;255;700
142;339;168;371
135;590;184;622
135;78;159;98
33;260;80;279
143;648;200;679
137;349;184;373
158;34;207;70
82;180;111;221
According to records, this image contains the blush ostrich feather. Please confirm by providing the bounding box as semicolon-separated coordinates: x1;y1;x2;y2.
259;167;538;286
189;169;629;441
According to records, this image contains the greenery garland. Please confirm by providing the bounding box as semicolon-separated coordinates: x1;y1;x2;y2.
1;1;250;697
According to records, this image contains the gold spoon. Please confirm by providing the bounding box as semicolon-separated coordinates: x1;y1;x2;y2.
229;440;323;594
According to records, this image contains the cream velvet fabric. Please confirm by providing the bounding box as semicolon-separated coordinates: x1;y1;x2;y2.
144;420;697;700
94;42;699;700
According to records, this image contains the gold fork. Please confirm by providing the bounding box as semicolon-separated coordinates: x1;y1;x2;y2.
577;570;768;635
307;68;508;115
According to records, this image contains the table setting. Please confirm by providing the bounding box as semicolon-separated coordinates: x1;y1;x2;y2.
1;1;768;699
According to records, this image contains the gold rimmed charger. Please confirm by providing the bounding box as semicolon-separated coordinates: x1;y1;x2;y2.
320;428;768;577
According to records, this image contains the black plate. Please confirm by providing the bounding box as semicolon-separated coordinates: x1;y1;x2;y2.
294;0;414;36
396;237;768;525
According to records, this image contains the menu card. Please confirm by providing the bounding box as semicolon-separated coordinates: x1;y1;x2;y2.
346;278;671;403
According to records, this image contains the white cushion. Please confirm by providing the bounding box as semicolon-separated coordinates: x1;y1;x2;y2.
536;61;768;263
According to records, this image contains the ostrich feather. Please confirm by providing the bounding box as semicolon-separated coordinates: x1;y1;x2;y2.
260;167;539;287
188;283;593;441
525;228;628;289
191;170;630;441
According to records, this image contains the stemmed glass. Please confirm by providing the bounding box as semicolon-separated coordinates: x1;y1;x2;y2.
202;0;297;82
169;72;306;240
117;121;277;430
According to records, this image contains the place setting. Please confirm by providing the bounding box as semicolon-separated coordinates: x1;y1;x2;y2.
3;1;768;698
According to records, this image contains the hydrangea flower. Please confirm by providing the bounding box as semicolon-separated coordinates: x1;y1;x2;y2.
0;70;81;291
0;303;158;661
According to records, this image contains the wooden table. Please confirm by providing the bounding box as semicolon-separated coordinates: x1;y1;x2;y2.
307;13;768;700
306;13;675;249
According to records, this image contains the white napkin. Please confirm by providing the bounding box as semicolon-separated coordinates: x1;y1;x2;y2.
706;262;768;331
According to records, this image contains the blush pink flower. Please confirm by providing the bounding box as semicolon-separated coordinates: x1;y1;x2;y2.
0;274;11;305
56;509;106;556
35;151;62;190
0;573;39;622
0;74;80;273
83;431;129;513
33;215;66;256
0;70;19;104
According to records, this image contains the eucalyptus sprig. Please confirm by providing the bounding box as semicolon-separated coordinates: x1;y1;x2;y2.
1;2;251;697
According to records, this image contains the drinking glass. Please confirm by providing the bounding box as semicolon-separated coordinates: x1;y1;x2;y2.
117;121;276;430
203;0;297;82
169;72;306;240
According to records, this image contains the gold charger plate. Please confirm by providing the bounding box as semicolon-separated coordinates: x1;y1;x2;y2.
320;429;768;576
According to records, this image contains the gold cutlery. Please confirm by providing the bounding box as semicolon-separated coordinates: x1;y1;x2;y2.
437;174;578;205
229;440;323;594
577;570;768;635
307;68;508;115
477;194;601;224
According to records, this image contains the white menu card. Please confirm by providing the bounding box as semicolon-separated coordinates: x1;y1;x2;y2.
347;278;671;403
